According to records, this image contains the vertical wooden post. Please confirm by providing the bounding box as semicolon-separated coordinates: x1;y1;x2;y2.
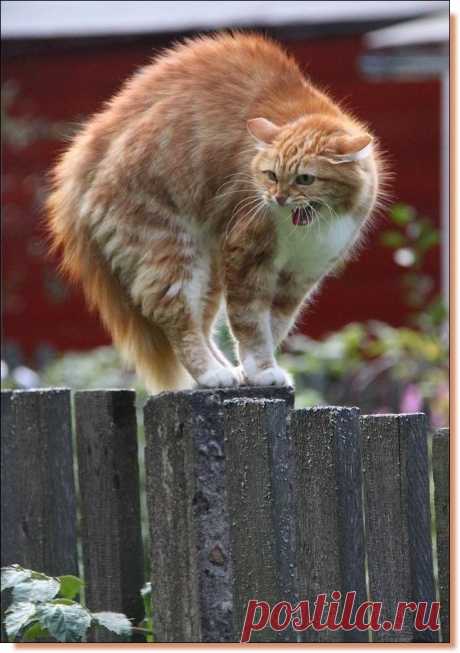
75;390;145;642
290;406;367;643
144;387;293;643
223;398;297;643
1;389;78;643
0;389;77;575
432;428;449;642
360;413;438;642
0;391;14;642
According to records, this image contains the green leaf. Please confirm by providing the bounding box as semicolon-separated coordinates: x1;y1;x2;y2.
1;565;32;591
92;611;132;638
37;602;91;642
22;621;50;642
52;598;76;606
5;602;36;639
13;577;60;603
418;230;440;252
57;575;84;600
381;230;405;248
389;203;415;225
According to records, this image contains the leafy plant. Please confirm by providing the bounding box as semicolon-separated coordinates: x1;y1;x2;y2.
1;564;133;643
381;203;446;329
280;320;448;428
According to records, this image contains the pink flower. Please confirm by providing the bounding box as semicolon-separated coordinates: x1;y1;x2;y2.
400;384;423;413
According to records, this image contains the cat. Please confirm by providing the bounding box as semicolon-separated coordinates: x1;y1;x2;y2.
46;32;385;392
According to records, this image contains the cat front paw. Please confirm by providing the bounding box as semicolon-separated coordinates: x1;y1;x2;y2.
197;366;240;388
246;365;293;387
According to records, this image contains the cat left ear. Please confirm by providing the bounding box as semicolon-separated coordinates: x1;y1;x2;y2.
247;118;281;145
322;134;373;164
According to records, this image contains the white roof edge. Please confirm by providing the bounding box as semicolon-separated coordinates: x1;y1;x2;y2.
366;10;449;49
1;1;450;40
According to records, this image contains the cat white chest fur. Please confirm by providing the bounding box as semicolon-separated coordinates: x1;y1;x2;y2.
274;207;359;280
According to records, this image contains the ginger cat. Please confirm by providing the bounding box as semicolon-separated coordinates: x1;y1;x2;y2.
47;32;384;391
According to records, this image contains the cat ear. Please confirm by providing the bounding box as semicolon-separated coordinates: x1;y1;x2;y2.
321;134;373;164
247;118;281;145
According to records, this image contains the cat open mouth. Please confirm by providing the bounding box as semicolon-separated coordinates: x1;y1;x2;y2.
292;203;321;226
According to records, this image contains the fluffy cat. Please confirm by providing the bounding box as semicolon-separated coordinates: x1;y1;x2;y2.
47;32;384;391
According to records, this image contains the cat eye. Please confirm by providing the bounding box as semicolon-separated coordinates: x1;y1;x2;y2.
296;174;315;185
263;170;277;182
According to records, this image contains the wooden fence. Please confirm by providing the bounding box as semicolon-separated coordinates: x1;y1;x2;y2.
1;387;449;643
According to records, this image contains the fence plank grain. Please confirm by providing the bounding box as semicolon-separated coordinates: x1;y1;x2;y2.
0;391;15;641
144;387;294;643
290;406;367;643
1;389;77;575
224;398;296;643
1;389;78;643
432;428;449;642
75;390;144;643
361;413;437;643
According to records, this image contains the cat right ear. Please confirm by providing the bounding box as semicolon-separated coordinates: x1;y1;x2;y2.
321;134;373;164
247;118;281;146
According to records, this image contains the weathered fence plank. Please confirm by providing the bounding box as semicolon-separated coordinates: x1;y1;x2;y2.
1;389;78;575
75;390;144;643
224;398;296;643
290;406;367;643
1;389;78;643
432;427;449;642
0;391;14;642
144;387;294;643
360;413;438;643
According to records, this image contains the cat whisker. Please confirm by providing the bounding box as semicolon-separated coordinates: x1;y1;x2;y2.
214;183;256;202
225;197;267;241
224;197;264;239
213;177;258;204
232;189;265;211
313;198;339;229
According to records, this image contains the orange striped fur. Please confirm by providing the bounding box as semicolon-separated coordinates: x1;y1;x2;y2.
46;32;386;391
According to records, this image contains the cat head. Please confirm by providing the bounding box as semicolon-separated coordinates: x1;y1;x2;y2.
247;115;374;219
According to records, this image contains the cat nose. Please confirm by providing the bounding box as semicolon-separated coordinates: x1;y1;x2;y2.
275;195;287;206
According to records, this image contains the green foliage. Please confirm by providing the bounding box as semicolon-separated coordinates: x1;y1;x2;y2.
57;575;84;600
381;203;445;328
13;577;60;603
4;602;36;640
381;230;405;248
40;346;147;398
1;566;32;589
216;321;237;365
1;564;134;643
92;611;132;637
22;621;50;641
388;203;415;225
280;320;448;428
37;603;91;642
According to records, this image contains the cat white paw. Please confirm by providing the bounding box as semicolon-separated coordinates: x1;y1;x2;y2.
246;366;293;387
197;366;239;388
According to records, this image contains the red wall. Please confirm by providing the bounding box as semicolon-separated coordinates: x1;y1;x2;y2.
2;33;441;363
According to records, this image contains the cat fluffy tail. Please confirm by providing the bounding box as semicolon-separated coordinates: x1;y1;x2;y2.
46;208;191;393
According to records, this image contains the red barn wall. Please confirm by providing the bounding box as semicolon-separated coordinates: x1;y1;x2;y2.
2;32;441;364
